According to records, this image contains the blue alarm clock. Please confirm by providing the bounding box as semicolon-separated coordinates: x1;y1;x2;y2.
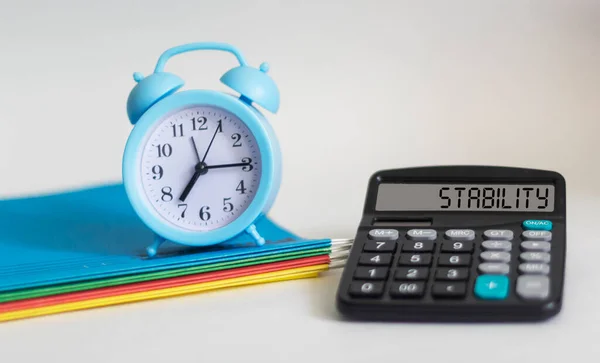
122;42;282;257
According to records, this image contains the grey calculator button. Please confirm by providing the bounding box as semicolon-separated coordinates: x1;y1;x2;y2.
478;263;510;275
445;229;475;241
522;230;552;241
368;229;399;240
483;230;514;240
519;263;550;275
482;240;512;251
521;241;551;252
480;251;511;263
517;275;550;300
520;252;551;263
407;229;437;240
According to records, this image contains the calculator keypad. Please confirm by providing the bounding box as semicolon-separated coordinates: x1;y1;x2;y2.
348;220;557;303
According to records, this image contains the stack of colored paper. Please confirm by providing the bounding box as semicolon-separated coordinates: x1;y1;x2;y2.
0;184;349;323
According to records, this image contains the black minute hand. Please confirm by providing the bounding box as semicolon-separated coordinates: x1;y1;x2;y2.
205;162;251;170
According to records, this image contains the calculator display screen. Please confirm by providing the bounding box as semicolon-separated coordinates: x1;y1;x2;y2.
375;184;555;212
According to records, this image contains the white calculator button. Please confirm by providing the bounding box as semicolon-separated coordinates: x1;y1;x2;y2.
482;240;512;251
368;229;399;240
444;229;475;241
520;252;551;263
407;229;437;240
517;275;550;300
519;263;550;275
483;230;514;240
521;241;551;252
480;251;511;263
478;263;510;275
522;230;552;241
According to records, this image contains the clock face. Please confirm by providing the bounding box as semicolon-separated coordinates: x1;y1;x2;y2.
139;105;261;232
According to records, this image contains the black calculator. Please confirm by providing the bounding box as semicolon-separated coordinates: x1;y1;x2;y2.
336;166;566;322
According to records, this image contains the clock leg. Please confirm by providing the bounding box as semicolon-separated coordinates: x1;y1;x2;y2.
146;234;166;257
246;224;266;246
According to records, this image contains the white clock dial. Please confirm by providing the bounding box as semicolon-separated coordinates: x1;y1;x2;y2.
139;105;261;232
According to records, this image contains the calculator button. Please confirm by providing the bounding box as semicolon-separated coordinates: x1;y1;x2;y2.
481;240;512;251
441;241;474;253
519;263;550;275
398;253;432;266
435;268;469;281
480;251;511;263
483;230;514;240
520;252;551;263
478;263;510;275
522;230;552;241
395;267;429;280
522;220;553;231
521;241;551;252
354;267;389;280
368;229;399;240
432;282;467;298
474;275;509;300
364;241;397;253
349;281;384;297
406;229;437;240
438;254;471;266
389;282;425;298
402;241;434;252
358;253;392;266
444;229;475;241
516;275;550;300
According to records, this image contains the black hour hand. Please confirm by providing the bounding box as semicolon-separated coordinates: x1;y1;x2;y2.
179;162;208;202
179;171;200;202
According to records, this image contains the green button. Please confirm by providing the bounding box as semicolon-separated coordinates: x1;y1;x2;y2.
474;275;509;300
522;220;552;231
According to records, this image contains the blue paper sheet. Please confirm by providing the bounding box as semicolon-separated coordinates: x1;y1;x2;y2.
0;183;330;292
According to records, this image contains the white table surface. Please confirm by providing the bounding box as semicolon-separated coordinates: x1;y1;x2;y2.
1;1;599;361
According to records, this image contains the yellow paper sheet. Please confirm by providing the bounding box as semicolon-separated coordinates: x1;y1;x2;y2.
0;265;328;323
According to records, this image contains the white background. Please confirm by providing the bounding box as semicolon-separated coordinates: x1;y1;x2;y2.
0;1;599;362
